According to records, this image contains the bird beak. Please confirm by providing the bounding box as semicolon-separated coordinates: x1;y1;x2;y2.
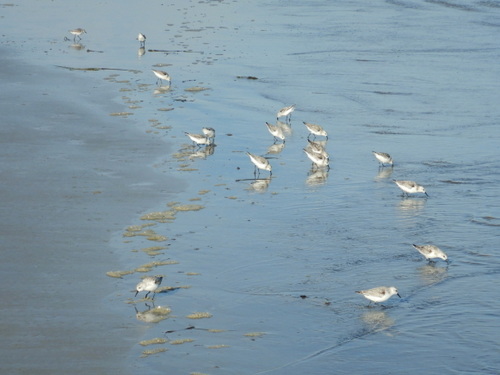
425;192;429;196
397;293;402;298
134;290;139;297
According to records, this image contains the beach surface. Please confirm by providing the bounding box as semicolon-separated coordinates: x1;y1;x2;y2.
1;1;500;374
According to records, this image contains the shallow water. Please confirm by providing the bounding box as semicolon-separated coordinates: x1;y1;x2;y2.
1;0;500;374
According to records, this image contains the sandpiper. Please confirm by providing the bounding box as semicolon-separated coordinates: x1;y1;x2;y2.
185;132;212;147
276;104;295;122
137;33;146;46
304;148;329;169
412;244;448;262
202;127;216;142
246;152;272;177
69;28;86;41
303;121;328;140
152;69;171;86
372;151;393;167
393;180;428;197
265;122;286;143
135;276;163;299
356;286;401;304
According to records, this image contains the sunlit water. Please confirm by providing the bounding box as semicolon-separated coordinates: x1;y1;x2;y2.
2;0;499;374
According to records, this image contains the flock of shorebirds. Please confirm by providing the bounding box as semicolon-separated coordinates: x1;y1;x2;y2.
183;103;334;178
182;98;449;306
144;101;449;306
69;29;447;307
356;243;447;304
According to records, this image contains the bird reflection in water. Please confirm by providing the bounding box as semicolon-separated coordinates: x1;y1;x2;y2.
418;263;448;286
134;303;172;323
189;144;216;159
306;168;329;186
397;198;426;212
276;120;292;136
361;309;396;335
374;166;394;181
248;178;271;192
153;85;171;95
267;142;285;155
138;47;146;57
69;43;85;51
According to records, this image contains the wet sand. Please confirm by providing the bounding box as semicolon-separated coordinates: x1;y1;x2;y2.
2;0;500;374
0;48;185;373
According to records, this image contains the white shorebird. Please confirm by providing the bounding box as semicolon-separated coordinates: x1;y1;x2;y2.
246;152;272;177
393;180;428;197
303;121;328;140
304;148;330;169
412;244;448;262
356;286;401;304
276;104;295;122
202;127;216;142
265;122;286;143
137;33;146;46
69;28;86;41
372;151;393;167
152;69;171;86
307;139;326;154
185;132;212;147
135;276;163;299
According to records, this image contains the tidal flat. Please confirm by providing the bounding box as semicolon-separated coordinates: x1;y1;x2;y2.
1;1;500;374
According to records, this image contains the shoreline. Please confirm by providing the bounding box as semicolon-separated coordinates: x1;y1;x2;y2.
0;47;186;374
2;0;499;373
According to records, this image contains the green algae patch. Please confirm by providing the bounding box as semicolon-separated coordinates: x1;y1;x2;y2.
140;210;177;222
141;246;168;256
146;234;168;242
172;204;204;212
184;86;210;92
178;167;198;172
135;266;153;273
206;344;229;349
154;125;172;130
170;338;194;345
123;228;168;242
139;338;168;346
106;270;134;278
186;312;212;319
140;348;167;357
123;229;156;237
126;223;156;232
109;112;134;117
145;260;178;267
135;260;178;273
